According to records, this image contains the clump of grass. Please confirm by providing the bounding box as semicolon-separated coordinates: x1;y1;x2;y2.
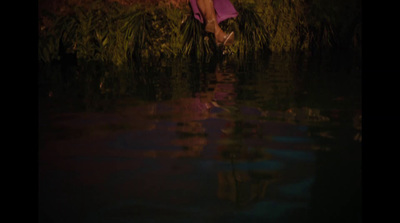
38;33;59;63
39;1;187;65
180;13;217;58
121;5;155;60
242;0;311;53
228;0;269;57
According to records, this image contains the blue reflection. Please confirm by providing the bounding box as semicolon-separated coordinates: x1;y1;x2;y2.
266;148;315;162
241;200;307;221
280;178;315;198
272;136;311;143
197;160;284;172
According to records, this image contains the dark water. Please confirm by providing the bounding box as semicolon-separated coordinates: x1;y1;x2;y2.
38;52;361;223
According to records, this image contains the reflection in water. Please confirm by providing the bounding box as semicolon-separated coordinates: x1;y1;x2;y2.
353;113;362;142
39;52;361;223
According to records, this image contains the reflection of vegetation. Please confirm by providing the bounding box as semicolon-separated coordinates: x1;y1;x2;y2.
307;118;361;222
217;169;273;206
39;49;360;119
235;53;300;111
39;61;136;112
234;52;361;115
38;0;361;65
217;142;275;207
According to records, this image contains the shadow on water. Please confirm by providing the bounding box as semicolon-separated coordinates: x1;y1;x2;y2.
38;51;361;223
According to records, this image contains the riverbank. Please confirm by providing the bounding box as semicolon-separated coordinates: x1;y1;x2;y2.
38;0;361;65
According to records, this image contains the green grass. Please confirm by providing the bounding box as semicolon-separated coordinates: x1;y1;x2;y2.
38;0;361;65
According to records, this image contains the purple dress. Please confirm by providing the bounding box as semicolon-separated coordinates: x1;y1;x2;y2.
189;0;239;24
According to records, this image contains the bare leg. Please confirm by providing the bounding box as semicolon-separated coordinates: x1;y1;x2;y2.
196;0;230;44
196;0;213;20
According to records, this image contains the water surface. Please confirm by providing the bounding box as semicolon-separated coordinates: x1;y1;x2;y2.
38;52;361;223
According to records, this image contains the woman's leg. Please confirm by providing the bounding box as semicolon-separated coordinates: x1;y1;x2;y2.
196;0;231;44
196;0;215;22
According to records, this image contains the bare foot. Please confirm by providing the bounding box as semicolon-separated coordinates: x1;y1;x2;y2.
214;28;227;44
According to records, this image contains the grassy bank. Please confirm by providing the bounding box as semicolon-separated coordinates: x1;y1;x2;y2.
38;0;361;65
